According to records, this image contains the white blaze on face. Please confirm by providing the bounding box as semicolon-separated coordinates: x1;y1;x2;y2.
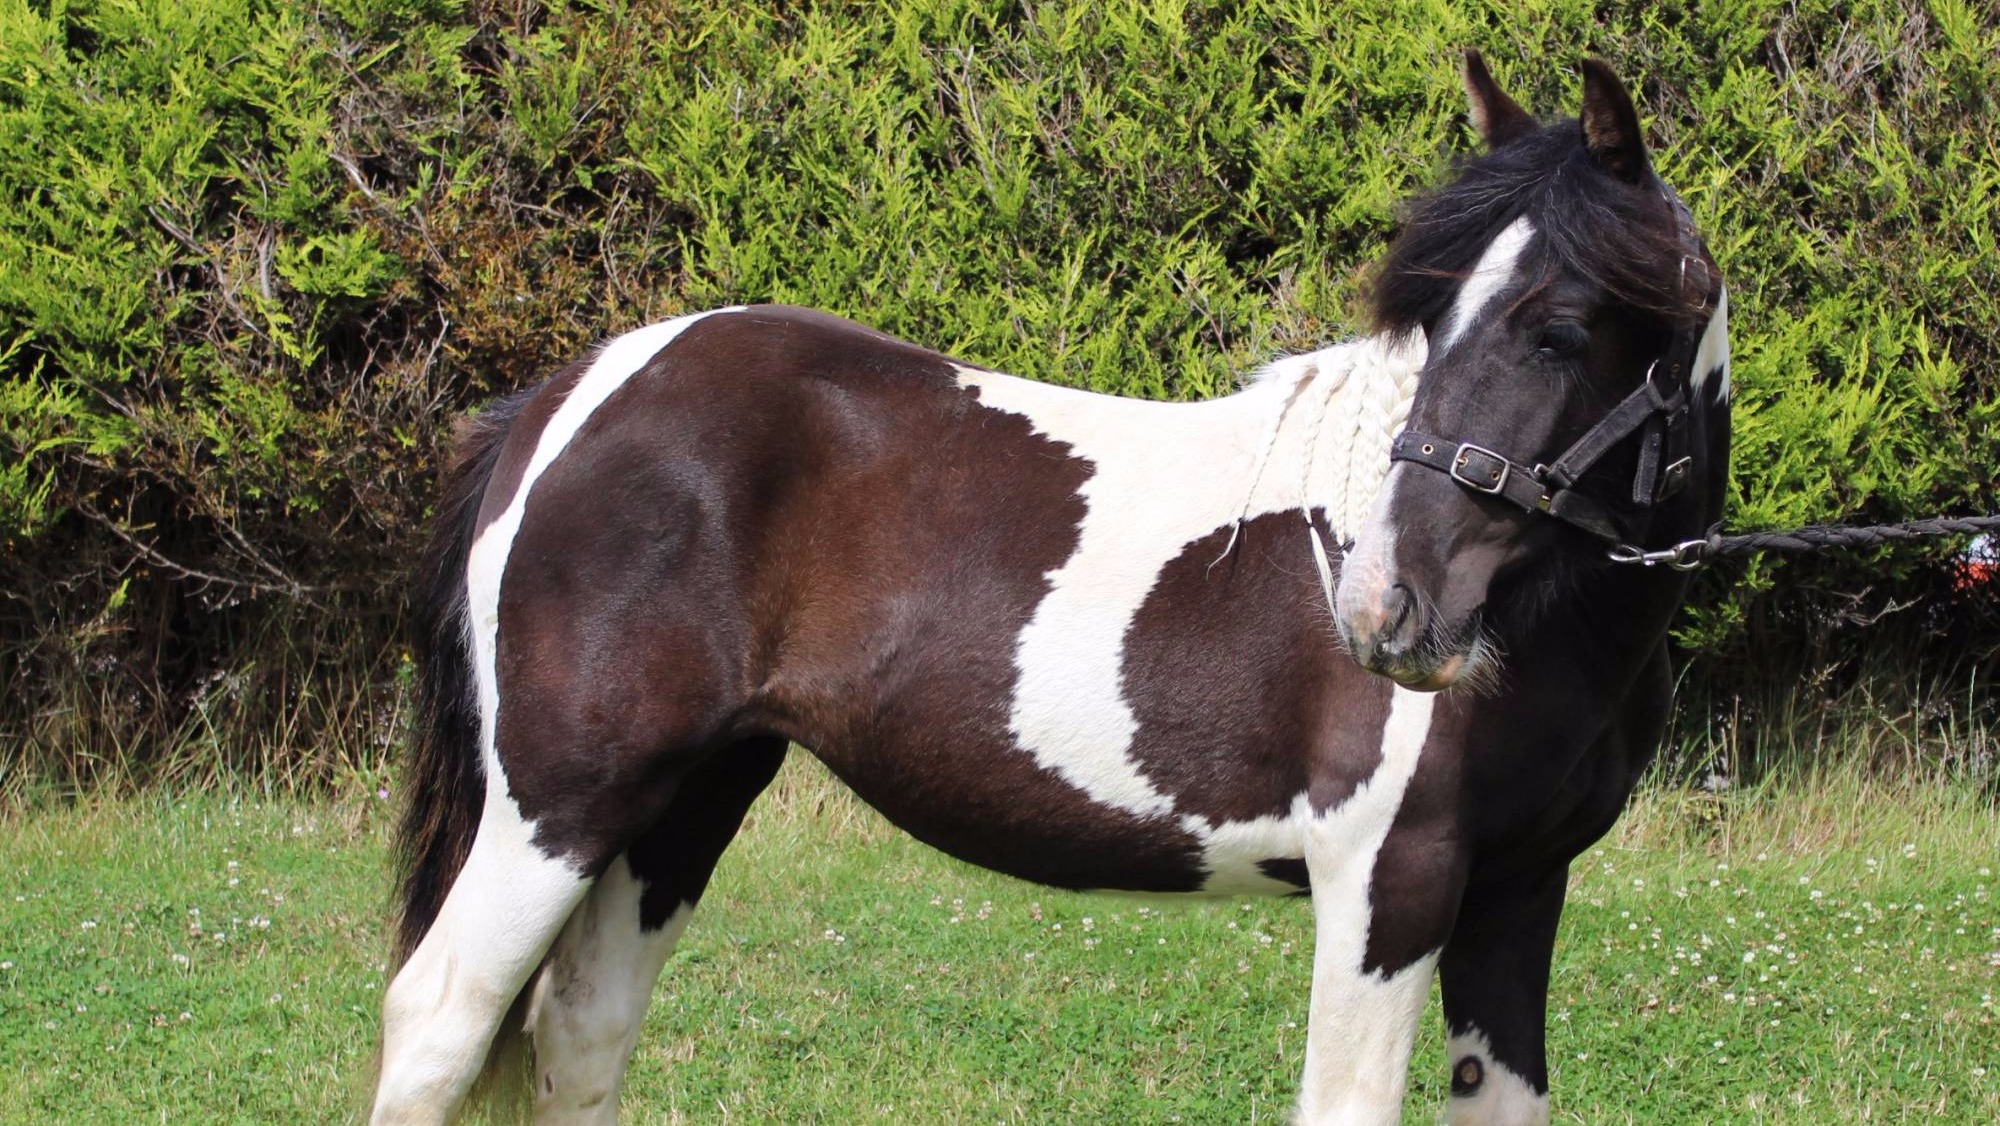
1436;217;1537;354
1335;216;1534;661
1691;284;1731;401
1445;1026;1550;1126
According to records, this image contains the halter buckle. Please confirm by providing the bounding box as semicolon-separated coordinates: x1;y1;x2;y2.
1450;443;1512;495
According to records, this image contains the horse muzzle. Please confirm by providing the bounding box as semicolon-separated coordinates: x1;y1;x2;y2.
1335;584;1469;691
1333;532;1489;694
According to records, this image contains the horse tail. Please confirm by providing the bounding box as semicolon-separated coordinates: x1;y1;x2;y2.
392;388;535;966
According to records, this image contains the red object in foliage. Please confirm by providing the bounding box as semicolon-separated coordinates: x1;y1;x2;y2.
1955;535;1998;593
1956;560;1997;593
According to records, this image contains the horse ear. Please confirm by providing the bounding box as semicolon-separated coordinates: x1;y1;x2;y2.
1462;49;1535;148
1578;58;1650;182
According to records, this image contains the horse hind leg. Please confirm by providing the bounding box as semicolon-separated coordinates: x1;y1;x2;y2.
527;737;788;1124
374;794;597;1125
376;640;741;1123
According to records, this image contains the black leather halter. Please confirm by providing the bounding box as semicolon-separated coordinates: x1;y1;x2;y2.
1388;189;1712;556
1389;356;1693;544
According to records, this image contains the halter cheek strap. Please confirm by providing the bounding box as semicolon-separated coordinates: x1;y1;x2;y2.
1389;352;1697;547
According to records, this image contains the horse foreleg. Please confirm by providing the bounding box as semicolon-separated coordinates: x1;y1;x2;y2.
1295;828;1458;1126
1436;869;1565;1126
1295;686;1462;1125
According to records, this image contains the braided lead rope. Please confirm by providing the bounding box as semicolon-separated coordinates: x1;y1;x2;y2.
1210;358;1314;571
1297;358;1351;619
1609;514;2000;570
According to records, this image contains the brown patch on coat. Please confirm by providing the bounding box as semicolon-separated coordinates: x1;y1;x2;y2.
628;736;789;929
1359;692;1468;976
1121;513;1393;829
488;306;1206;887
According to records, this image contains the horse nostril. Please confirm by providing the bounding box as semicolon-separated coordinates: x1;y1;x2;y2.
1385;583;1416;641
1384;592;1416;636
1363;584;1420;665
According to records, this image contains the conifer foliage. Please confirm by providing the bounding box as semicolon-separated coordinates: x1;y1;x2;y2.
3;1;1995;781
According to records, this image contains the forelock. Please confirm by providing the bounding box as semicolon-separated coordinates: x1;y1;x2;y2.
1371;122;1714;339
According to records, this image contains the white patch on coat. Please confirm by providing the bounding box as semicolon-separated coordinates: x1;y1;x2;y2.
373;310;740;1126
1436;217;1536;353
374;807;596;1125
953;333;1426;891
1294;686;1439;1125
530;867;695;1125
1446;1026;1551;1126
1691;285;1730;401
1180;794;1318;895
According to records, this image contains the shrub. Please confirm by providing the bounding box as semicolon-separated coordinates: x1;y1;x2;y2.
3;0;1994;788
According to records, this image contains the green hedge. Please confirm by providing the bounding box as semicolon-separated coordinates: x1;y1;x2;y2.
3;0;1996;780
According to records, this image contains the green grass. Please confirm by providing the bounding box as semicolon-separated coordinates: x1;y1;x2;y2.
1;762;1994;1123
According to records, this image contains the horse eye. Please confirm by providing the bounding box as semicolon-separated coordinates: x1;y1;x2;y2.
1536;320;1589;358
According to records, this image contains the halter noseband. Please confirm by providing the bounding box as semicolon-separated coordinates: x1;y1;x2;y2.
1387;189;1712;562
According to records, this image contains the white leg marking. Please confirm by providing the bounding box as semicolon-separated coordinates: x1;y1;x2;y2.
375;309;742;1125
373;819;594;1125
1436;217;1535;354
1446;1027;1550;1126
952;335;1426;888
1296;687;1438;1125
1690;285;1730;402
530;862;694;1125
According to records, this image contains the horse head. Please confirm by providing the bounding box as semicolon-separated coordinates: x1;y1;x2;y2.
1336;52;1733;691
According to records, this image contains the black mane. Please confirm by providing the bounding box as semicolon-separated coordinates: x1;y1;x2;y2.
1371;121;1714;337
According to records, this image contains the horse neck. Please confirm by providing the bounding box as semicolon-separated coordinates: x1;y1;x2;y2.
1537;352;1734;692
1231;332;1426;543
